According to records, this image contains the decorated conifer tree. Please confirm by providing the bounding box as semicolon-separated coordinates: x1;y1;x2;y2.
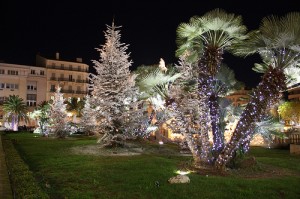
80;95;97;135
168;57;202;163
48;85;68;138
90;22;136;138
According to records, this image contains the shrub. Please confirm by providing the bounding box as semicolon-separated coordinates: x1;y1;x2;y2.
2;136;49;199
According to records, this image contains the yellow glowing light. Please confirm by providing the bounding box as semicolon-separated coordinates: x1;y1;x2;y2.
176;170;190;175
67;112;73;117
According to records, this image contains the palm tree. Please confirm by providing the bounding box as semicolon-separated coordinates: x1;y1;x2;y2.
137;67;181;127
137;68;180;103
3;95;28;131
216;12;300;169
210;64;244;158
28;101;50;135
66;97;85;120
176;8;247;164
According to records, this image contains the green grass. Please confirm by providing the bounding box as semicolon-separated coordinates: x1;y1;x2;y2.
4;132;300;199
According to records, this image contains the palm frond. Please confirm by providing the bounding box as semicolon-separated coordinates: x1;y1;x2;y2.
284;66;300;87
231;30;267;57
233;11;300;69
212;64;244;96
176;8;247;60
137;68;181;98
252;62;270;73
200;8;247;49
176;20;204;60
3;95;29;124
253;116;286;140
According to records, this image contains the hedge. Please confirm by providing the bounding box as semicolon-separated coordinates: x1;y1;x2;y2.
2;135;49;199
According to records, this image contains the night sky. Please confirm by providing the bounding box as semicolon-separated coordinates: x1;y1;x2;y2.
1;0;299;88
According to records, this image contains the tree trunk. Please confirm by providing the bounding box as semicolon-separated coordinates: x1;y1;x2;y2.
168;97;201;165
197;46;223;165
12;115;18;131
197;73;212;164
215;67;286;169
209;93;224;159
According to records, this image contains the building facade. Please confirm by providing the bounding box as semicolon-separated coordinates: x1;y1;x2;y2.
0;53;89;128
36;53;89;101
0;62;47;106
0;62;47;125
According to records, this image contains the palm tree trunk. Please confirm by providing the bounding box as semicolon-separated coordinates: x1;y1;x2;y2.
209;93;224;159
197;73;212;164
215;67;286;169
197;47;223;165
12;115;18;131
198;45;223;164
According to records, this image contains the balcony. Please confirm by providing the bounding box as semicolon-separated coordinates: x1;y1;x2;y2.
50;89;74;93
49;89;87;95
76;79;89;83
58;78;75;82
75;91;88;94
49;77;88;83
46;65;88;73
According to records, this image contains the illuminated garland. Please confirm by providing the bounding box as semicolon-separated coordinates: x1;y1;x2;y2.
209;90;224;158
197;46;223;164
168;99;201;163
216;66;286;168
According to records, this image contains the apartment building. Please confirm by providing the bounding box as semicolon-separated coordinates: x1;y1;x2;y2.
0;62;47;124
0;53;89;127
0;62;47;105
36;53;89;101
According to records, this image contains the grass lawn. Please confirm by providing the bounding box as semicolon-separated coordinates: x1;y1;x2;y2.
4;132;300;199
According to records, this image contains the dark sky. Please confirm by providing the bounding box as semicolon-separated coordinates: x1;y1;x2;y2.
1;1;299;88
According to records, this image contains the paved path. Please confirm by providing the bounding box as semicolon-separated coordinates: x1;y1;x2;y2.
0;134;13;199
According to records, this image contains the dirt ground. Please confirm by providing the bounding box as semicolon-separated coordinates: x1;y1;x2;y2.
70;140;299;179
70;139;185;157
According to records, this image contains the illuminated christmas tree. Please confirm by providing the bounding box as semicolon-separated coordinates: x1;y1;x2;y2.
48;85;68;138
90;22;136;138
80;95;97;135
168;57;202;163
